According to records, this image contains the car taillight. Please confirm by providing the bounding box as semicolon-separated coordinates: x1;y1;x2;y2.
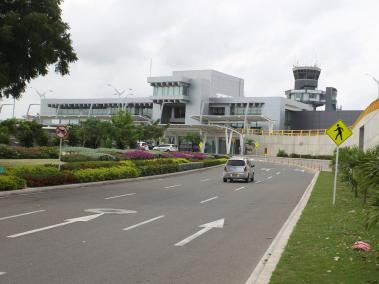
224;166;228;172
244;166;247;172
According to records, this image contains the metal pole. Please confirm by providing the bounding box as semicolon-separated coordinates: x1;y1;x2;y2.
58;138;63;171
333;146;339;205
12;97;15;118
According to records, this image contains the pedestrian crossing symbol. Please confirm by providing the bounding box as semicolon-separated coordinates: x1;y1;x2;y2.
326;120;352;146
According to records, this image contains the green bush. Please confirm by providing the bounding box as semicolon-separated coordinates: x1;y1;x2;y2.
9;166;75;187
277;149;289;157
73;166;140;183
0;145;58;159
61;153;117;162
137;164;178;176
61;161;120;171
202;158;227;167
0;175;25;191
132;158;189;167
178;162;204;171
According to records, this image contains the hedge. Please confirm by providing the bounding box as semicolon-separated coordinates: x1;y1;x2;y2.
73;166;140;183
8;166;75;187
0;145;59;159
177;162;204;171
61;161;120;171
202;158;228;167
61;153;117;162
0;175;25;191
132;158;188;167
137;164;178;176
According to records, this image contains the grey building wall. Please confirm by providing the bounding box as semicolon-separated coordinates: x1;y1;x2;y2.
288;110;362;129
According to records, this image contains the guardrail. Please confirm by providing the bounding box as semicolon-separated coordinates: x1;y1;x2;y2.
242;129;327;136
246;155;331;171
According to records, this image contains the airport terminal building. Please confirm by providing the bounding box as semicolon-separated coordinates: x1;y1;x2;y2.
35;67;362;154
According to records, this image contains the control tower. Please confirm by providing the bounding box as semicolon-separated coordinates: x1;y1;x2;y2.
285;66;337;111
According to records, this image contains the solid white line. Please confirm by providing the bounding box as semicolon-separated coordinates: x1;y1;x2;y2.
123;215;165;231
267;176;273;180
200;178;210;182
104;193;136;200
276;172;281;175
0;272;6;276
8;221;73;238
200;196;218;204
0;210;46;221
234;186;246;192
164;184;182;189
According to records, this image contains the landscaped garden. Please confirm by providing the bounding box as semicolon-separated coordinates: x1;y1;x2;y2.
0;145;227;191
270;145;379;283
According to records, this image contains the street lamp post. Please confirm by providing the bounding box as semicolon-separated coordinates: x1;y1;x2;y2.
107;83;133;110
365;73;379;99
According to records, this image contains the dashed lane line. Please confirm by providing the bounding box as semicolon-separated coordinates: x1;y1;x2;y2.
164;184;182;189
123;215;165;231
200;178;211;182
234;186;246;192
267;176;273;180
200;196;218;204
0;272;6;276
254;181;263;184
0;210;46;221
104;193;136;200
276;172;281;175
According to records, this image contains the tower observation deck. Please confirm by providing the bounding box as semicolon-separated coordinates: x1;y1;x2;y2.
285;66;337;111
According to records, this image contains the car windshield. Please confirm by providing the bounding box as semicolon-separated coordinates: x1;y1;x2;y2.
159;144;170;147
227;160;245;166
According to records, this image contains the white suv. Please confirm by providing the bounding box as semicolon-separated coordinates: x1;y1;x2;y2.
153;144;178;152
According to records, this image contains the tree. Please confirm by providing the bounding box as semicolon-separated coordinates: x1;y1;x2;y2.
183;133;202;152
80;118;112;148
111;110;136;149
0;0;77;99
136;120;167;143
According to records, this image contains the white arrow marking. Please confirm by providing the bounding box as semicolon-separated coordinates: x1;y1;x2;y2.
0;210;46;221
234;186;245;192
200;196;218;204
123;215;165;231
164;184;182;189
7;213;104;238
105;193;136;200
175;219;224;246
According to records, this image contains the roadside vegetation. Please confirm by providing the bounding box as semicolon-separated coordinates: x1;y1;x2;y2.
276;149;332;160
271;145;379;283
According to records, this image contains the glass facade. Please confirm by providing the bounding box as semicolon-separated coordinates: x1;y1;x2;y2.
153;85;188;97
230;103;263;115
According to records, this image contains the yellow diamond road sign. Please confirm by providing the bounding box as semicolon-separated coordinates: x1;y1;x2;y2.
326;120;352;146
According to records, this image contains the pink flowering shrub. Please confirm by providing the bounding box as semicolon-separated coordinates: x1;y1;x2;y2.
121;150;157;160
162;151;208;160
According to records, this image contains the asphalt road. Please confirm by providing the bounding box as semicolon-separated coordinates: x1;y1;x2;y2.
0;160;314;284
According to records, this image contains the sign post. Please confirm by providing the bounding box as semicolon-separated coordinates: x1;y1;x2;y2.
55;125;69;171
326;120;352;205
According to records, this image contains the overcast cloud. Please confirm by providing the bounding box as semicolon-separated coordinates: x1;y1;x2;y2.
1;0;379;119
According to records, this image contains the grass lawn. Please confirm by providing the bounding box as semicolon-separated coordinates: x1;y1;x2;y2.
270;172;379;284
0;159;62;168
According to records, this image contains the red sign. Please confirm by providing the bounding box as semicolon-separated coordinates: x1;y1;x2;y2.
55;125;68;139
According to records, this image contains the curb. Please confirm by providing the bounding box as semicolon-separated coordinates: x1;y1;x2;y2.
0;165;223;198
245;171;320;284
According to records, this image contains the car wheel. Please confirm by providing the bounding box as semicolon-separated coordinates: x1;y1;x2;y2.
251;173;255;182
223;178;227;182
245;175;250;183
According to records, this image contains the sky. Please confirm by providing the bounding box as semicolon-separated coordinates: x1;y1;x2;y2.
1;0;379;119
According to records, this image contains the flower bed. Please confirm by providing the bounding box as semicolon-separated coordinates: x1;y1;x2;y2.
120;150;157;160
162;151;209;160
0;145;59;159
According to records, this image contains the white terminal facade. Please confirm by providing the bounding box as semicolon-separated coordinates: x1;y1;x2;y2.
36;69;336;154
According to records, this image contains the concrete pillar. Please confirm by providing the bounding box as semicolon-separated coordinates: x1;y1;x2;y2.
201;132;207;153
215;137;219;154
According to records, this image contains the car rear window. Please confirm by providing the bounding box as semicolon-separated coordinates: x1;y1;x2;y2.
227;160;245;166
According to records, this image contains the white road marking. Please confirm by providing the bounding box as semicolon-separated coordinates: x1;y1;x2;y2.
8;208;137;238
0;210;46;221
123;215;165;231
104;193;136;200
294;169;305;173
200;178;210;182
234;186;246;192
0;272;6;276
276;172;281;175
200;196;218;204
267;176;273;180
164;184;182;189
175;219;224;246
255;181;263;184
